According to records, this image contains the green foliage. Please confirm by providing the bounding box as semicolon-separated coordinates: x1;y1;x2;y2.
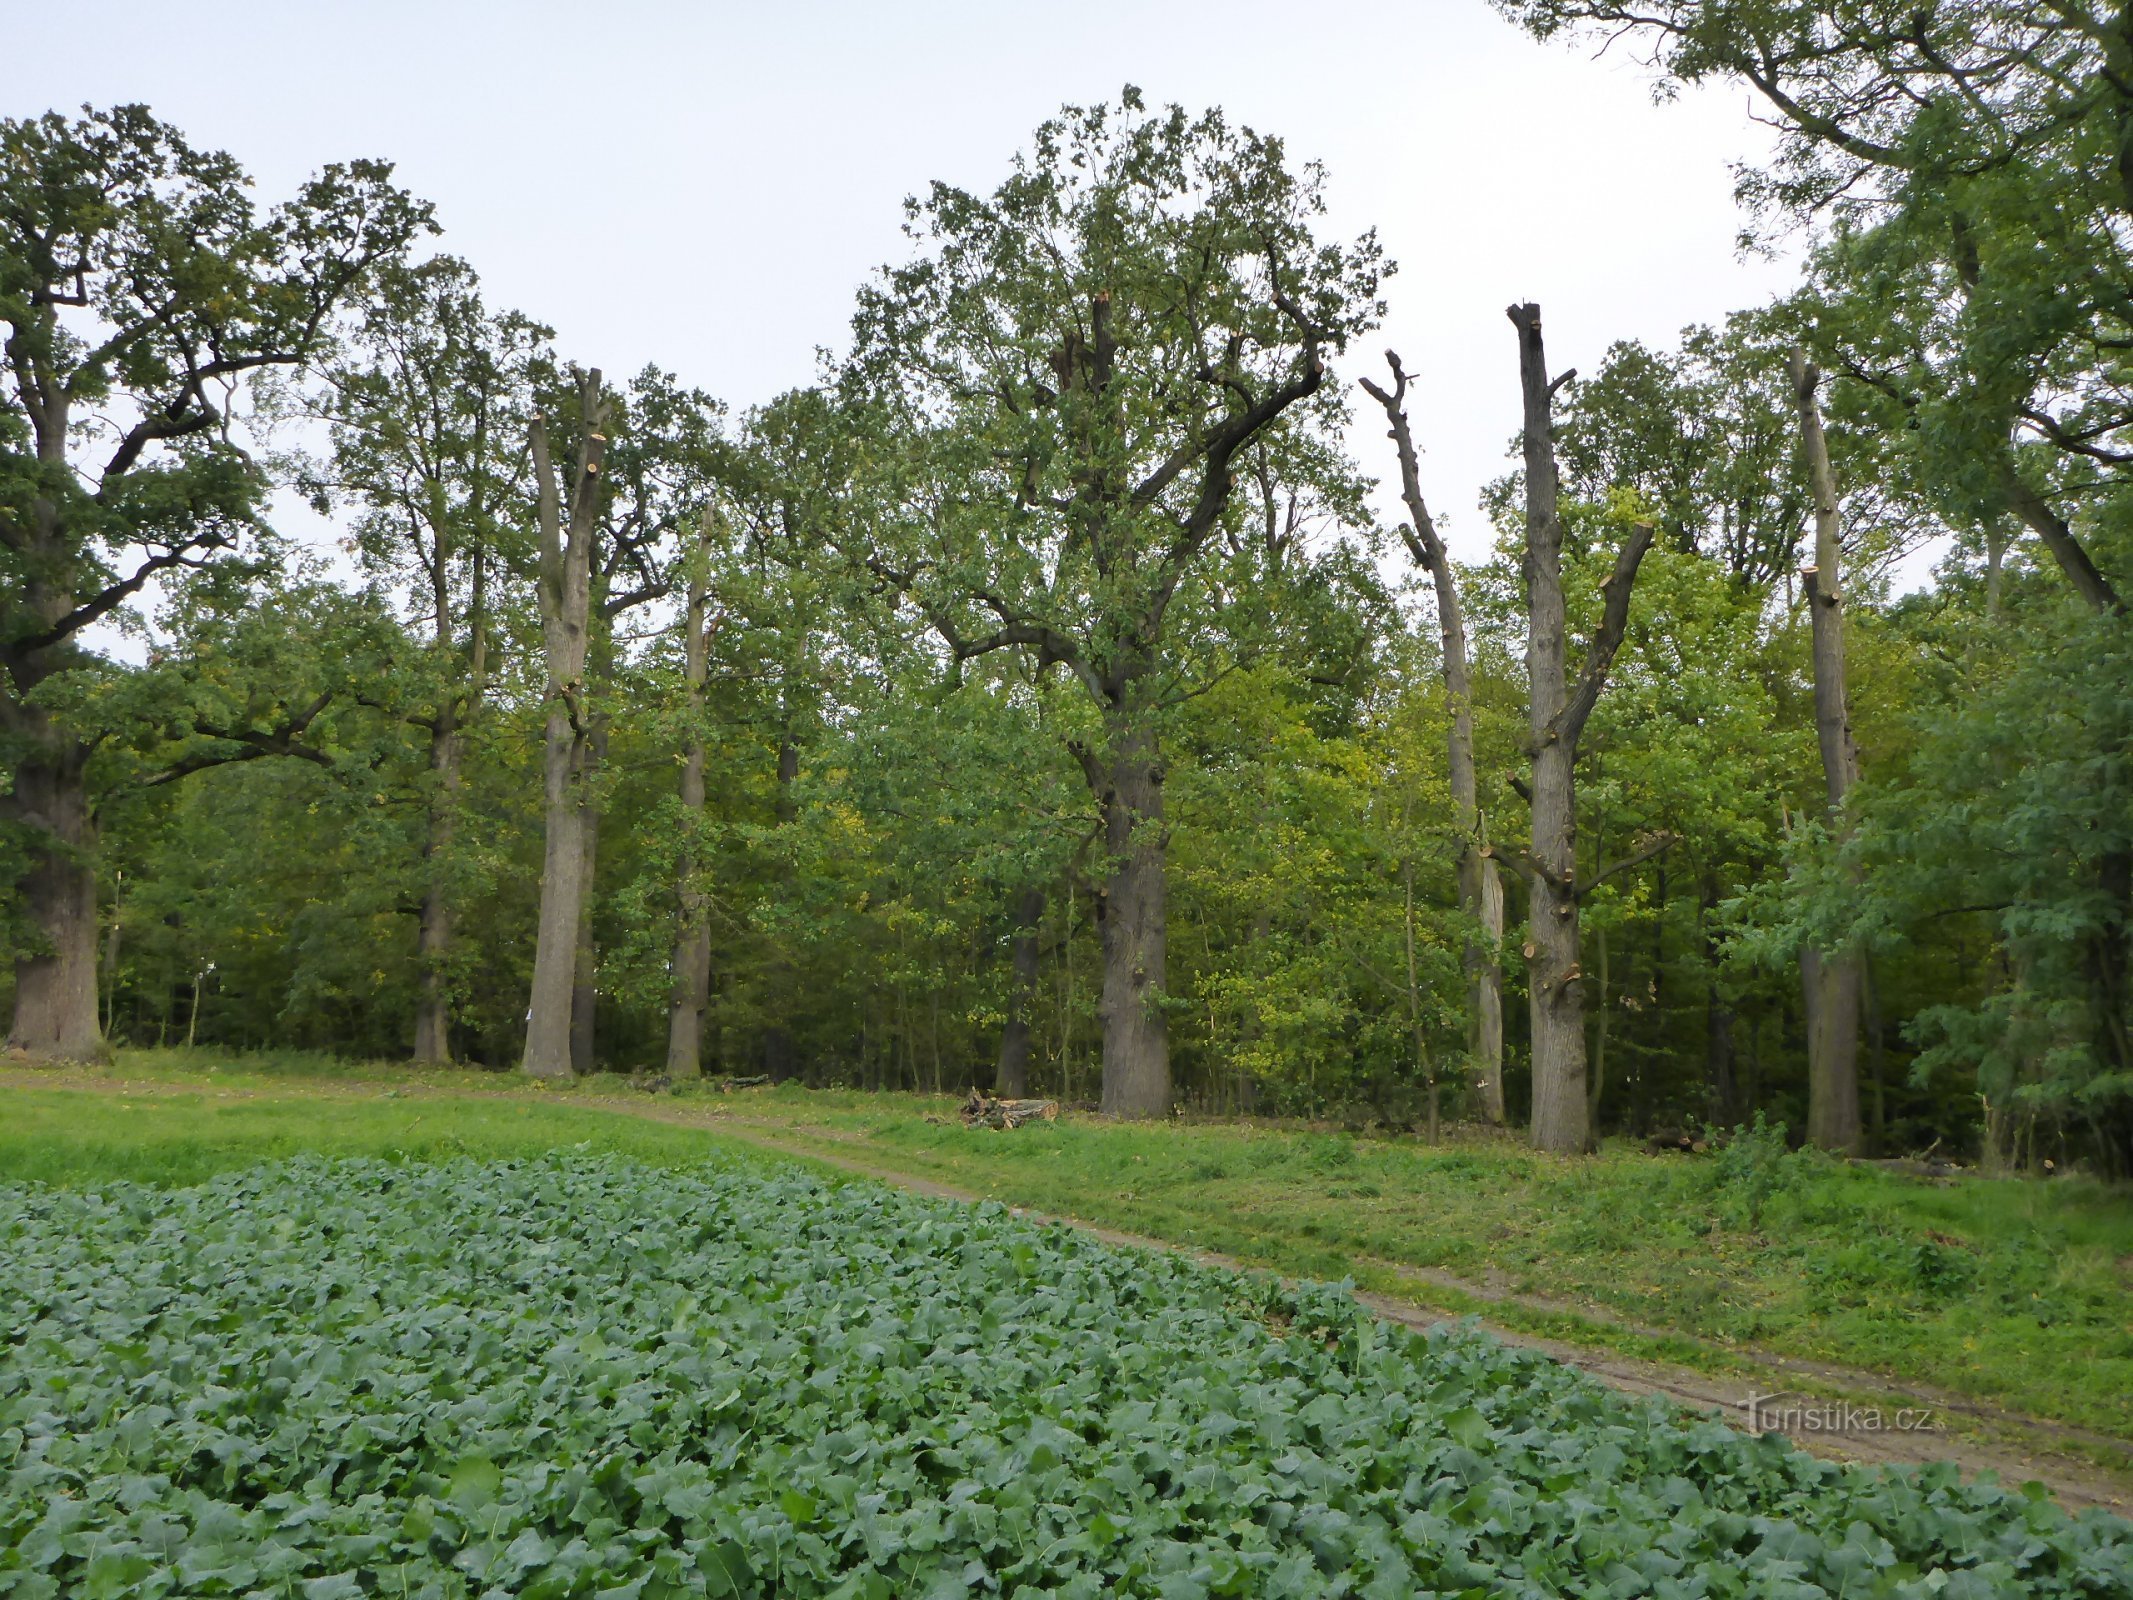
5;1150;2130;1598
1708;1114;1803;1233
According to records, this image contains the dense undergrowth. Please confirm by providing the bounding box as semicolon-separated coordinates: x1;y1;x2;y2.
4;1152;2132;1598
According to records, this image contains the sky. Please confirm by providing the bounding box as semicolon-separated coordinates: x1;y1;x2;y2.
13;0;1803;567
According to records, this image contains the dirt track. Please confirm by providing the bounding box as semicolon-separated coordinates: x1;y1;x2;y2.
8;1067;2131;1515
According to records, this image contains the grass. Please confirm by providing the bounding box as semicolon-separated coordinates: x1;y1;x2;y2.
7;1047;2132;1446
0;1073;765;1188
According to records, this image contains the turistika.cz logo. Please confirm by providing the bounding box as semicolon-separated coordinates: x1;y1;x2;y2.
1741;1392;1941;1434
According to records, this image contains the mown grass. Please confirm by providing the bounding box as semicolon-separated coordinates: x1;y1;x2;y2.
0;1076;766;1188
7;1048;2132;1444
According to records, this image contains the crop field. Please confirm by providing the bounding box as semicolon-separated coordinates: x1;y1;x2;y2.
5;1153;2131;1599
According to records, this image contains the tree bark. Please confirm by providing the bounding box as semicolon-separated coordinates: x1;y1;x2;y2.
3;383;107;1063
520;371;608;1082
1790;351;1865;1155
665;511;716;1080
1094;722;1170;1117
1361;355;1506;1121
3;731;106;1062
1997;461;2125;616
569;727;603;1078
996;885;1045;1097
1509;304;1653;1156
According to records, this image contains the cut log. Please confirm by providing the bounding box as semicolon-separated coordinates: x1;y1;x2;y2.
961;1088;1060;1129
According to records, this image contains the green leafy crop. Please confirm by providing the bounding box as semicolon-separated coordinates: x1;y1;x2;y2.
3;1155;2127;1597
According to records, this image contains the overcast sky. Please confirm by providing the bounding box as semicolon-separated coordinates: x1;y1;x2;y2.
15;1;1801;565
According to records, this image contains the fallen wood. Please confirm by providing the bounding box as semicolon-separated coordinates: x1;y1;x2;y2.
961;1088;1058;1129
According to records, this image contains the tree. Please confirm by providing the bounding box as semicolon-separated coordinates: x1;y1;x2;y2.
1495;0;2129;614
521;369;609;1081
1361;353;1507;1122
1790;351;1866;1153
840;89;1384;1116
664;507;723;1079
0;105;428;1060
303;255;547;1062
1506;304;1654;1154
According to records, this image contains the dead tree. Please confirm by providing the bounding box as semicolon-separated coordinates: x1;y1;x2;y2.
1361;353;1507;1123
1789;351;1865;1155
1508;304;1654;1154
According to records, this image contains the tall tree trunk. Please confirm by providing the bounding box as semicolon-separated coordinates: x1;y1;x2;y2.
4;442;107;1062
1093;718;1170;1118
1509;304;1652;1155
1362;355;1506;1121
1790;351;1865;1155
665;513;715;1080
760;730;801;1082
569;728;603;1077
996;885;1045;1097
413;548;488;1064
1467;854;1507;1121
3;730;106;1063
524;703;589;1082
520;371;607;1081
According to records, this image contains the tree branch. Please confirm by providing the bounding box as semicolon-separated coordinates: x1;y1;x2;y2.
1558;519;1656;745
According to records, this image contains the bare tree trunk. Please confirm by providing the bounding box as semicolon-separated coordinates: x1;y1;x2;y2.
3;732;106;1063
1509;304;1653;1156
1362;355;1506;1121
1094;720;1170;1117
521;371;608;1082
996;885;1045;1097
569;729;603;1077
1790;351;1865;1155
665;512;715;1080
1525;735;1588;1152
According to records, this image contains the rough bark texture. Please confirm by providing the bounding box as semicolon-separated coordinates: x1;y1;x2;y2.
1096;728;1170;1118
3;732;105;1062
1361;354;1506;1121
520;372;608;1081
569;713;607;1078
1509;304;1653;1155
995;885;1046;1098
2;375;107;1062
1790;352;1866;1156
665;515;715;1080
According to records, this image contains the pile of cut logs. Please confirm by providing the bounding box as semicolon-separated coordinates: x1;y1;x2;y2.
961;1088;1059;1129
